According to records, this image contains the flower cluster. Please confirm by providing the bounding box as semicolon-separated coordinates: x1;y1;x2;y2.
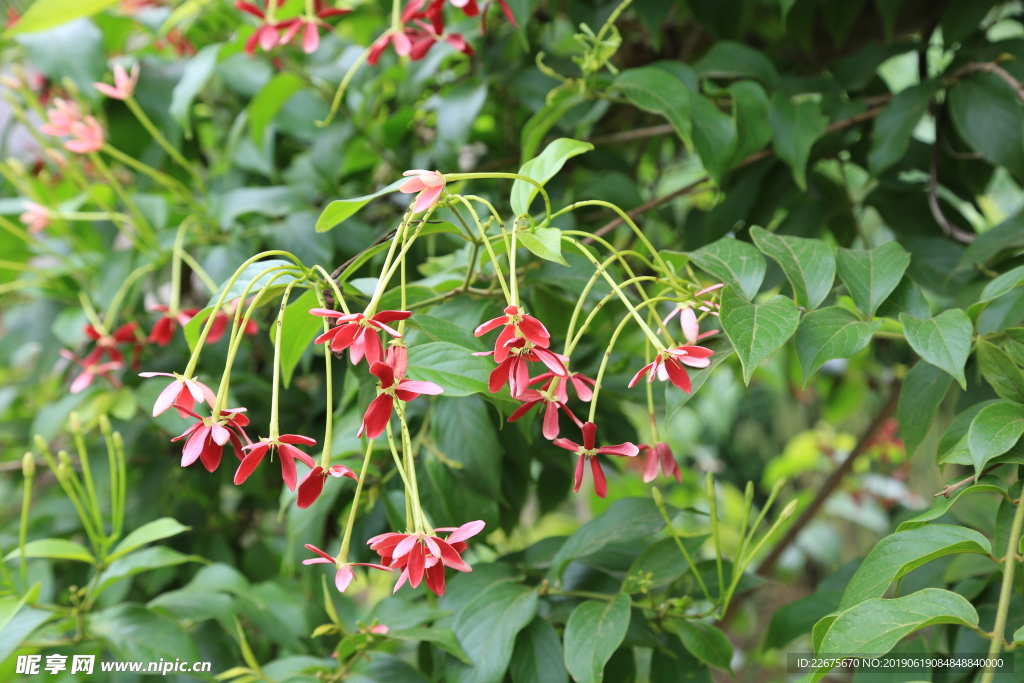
39;99;105;154
236;0;349;55
367;520;485;596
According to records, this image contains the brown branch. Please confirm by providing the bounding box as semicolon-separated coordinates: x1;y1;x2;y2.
756;379;902;577
947;61;1024;102
934;464;1001;498
588;124;675;145
929;111;977;244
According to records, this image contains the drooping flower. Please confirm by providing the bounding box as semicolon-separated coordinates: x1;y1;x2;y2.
303;544;393;593
235;434;318;491
360;360;443;439
477;337;568;397
64;116;105;154
93;63;140;100
628;345;715;394
61;350;122;394
296;464;357;508
368;520;484;596
310;308;410;366
399;170;446;213
171;406;250;473
83;322;139;365
639;442;681;483
553;422;638;498
474;305;550;361
139;371;216;417
39;99;81;137
147;305;197;346
277;0;350;54
530;370;596;402
236;1;287;55
507;388;581;440
19;201;50;234
367;0;427;64
405;19;474;61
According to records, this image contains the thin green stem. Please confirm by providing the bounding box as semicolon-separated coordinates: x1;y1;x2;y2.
705;473;725;603
101;144;195;205
385;421;415;530
178;250;218;294
445;172;552;224
18;456;33;592
318;45;372;127
124;97;205;189
452;199;511;302
981;492;1024;683
69;414;105;541
338;438;376;562
587;299;663;422
87;152;157;250
269;281;299;438
312;264;350;315
103;262;158;328
652;488;713;604
314;287;336;468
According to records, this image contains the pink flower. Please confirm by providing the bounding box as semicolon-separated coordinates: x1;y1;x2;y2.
507;387;581;440
171;406;250;473
553;422;638;498
399;170;446;213
477;337;567;397
83;322;139;365
530;370;595;402
639;442;681;483
39;99;81;137
368;520;484;596
303;544;393;593
474;305;551;362
277;1;350;53
237;1;286;55
360;360;443;439
296;464;357;508
139;371;216;417
19;202;50;233
235;434;318;491
64;116;105;154
93;63;139;100
60;350;122;394
628;345;715;394
310;308;411;366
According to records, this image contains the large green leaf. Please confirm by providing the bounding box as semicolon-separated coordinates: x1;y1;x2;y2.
764;590;843;650
838;525;992;610
433;396;502;497
623;535;709;593
0;606;55;663
276;289;323;388
694;41;778;87
898;361;954;457
967;400;1024;477
728;80;773;165
89;604;201;663
95;547;204;597
450;582;538;683
768;92;829;190
720;288;801;384
867;81;939;175
751;227;836;310
169;43;221;134
218;186;305;228
510;617;568;683
795;307;880;384
979;264;1024;304
406;342;494;397
976;339;1024;404
563;594;631;683
899;310;974;389
2;538;94;564
810;589;979;683
0;584;39;635
835;242;912;317
616;67;691;144
949;72;1024;177
688;237;766;301
109;517;190;560
386;627;471;664
249;73;304;147
674;620;733;671
510;138;593;216
517;227;568;266
690;93;737;185
315;179;406;232
650;631;711;683
5;0;119;35
877;276;930;319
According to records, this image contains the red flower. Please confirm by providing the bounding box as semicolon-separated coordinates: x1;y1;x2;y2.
310;308;411;366
476;337;567;397
139;371;216;417
368;520;484;596
639;442;681;483
529;369;596;402
147;306;195;346
235;434;318;490
628;345;715;394
237;1;286;55
553;422;638;498
303;544;393;593
366;0;426;65
359;360;443;439
277;0;350;54
171;406;250;473
83;322;138;365
296;464;357;508
507;388;581;440
474;305;550;362
60;350;122;394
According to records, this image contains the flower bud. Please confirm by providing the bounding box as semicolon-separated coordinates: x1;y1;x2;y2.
779;500;798;519
68;411;81;434
0;74;22;90
98;413;112;435
22;452;35;478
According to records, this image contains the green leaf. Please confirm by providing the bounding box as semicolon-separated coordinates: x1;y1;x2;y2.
665;340;734;417
1014;625;1024;645
898;362;954;457
768;92;829;190
549;498;667;580
510;138;593;216
623;535;709;593
838;525;992;610
896;475;1007;532
4;0;119;35
835;242;912;317
450;582;538;683
249;73;304;147
720;289;801;384
510;617;568;683
974;264;1024;318
694;41;778;88
616;67;691;144
949;72;1024;177
0;584;39;634
95;547;204;597
764;590;843;650
406;342;496;397
89;604;201;663
109;517;190;560
169;43;221;134
519;90;588;163
218;186;305;229
690;93;737;185
276;289;323;388
976;339;1024;404
517;227;568;266
867;81;939;175
750;226;836;310
728;80;773;165
688;237;766;301
795;307;881;384
386;627;471;664
899;310;974;389
967;400;1024;477
0;606;55;663
315;179;406;232
2;538;94;564
877;275;930;319
563;594;631;683
810;589;978;683
650;630;710;683
673;620;733;671
433;396;502;498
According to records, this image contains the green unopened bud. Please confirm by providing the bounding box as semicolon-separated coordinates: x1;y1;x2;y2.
780;500;798;520
57;450;73;467
6;157;25;176
744;481;754;504
56;461;69;481
98;414;112;435
650;487;664;505
22;452;35;478
68;411;81;434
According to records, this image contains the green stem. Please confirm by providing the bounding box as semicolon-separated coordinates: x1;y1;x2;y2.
367;209;434;313
338;438;376;562
452;199;511;302
595;0;634;42
103;262;158;328
385;421;415;530
397;403;428;533
69;413;105;541
705;473;725;603
980;491;1024;683
312;264;350;315
444;172;553;224
269;281;299;438
124;96;205;189
178;250;218;294
317;45;372;128
586;299;663;422
102;144;195;205
652;488;713;604
87;152;157;250
366;210;414;314
18;455;33;592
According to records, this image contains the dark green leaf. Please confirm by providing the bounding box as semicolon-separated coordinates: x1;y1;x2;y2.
218;186;305;229
691;93;737;185
406;342;495;397
795;307;880;384
896;475;1007;532
898;361;954;457
967;400;1024;477
563;594;631;683
768;92;829;190
315;179;406;232
899;310;974;389
95;547;203;596
89;604;201;662
665;340;734;417
0;607;55;663
949;72;1024;177
616;67;691;143
868;82;939;175
693;41;779;88
674;620;733;671
764;590;843;650
877;276;930;319
169;43;221;134
511;138;593;216
433;396;502;497
510;617;568;683
249;73;304;147
720;288;801;384
623;535;709;592
977;339;1024;404
751;226;836;310
728;80;773;165
650;631;711;683
835;242;912;317
387;627;471;664
450;583;538;683
688;237;766;301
